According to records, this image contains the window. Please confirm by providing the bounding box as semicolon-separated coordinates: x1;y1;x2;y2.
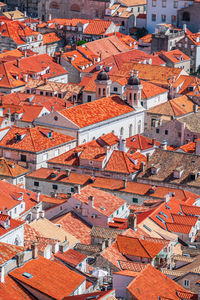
121;21;125;26
132;197;138;203
161;14;166;22
122;205;124;210
178;132;181;138
103;88;106;96
162;0;166;7
152;14;156;21
52;184;58;190
60;206;62;210
184;280;190;287
58;93;62;98
156;128;159;134
116;209;119;215
138;7;140;12
34;181;39;187
120;127;124;136
40;91;43;95
71;187;75;193
113;87;118;92
165;130;168;135
182;11;190;21
174;0;178;8
21;154;26;162
171;15;176;23
87;95;91;102
152;0;156;6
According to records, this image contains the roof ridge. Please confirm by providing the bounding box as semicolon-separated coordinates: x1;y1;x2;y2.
28;127;37;152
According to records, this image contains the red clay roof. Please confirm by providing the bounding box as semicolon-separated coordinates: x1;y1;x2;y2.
59;95;134;128
116;235;165;259
127;264;197;299
73;185;126;217
55;249;86;267
52;211;92;244
0;126;74;152
9;256;85;299
0;242;25;264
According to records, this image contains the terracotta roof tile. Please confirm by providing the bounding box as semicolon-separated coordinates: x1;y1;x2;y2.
59;95;134;128
10;256;86;299
0;126;74;152
55;249;86;267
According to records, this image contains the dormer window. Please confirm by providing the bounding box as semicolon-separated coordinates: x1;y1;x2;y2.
190;171;198;181
173;166;184;179
151;164;160;175
188;86;195;91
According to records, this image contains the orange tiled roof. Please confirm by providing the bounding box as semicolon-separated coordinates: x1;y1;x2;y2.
43;32;61;45
0;242;25;264
127;264;197;299
165;222;192;234
0;275;32;299
55;249;86;267
116;235;165;258
0;157;28;177
84;20;113;35
126;134;160;151
59;95;134;128
0;126;74;152
148;95;194;116
9;256;86;299
73;185;126;217
0;19;39;45
179;142;195;153
161;49;190;64
52;211;92;244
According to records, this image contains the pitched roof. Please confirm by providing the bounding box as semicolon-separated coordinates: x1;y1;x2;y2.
0;126;74;152
127;264;197;299
126;134;160;151
0;157;28;177
9;256;86;299
59;95;134;128
0;242;25;265
55;249;86;267
43;32;61;44
73;185;126;216
0;275;33;300
148;95;194;116
116;235;165;258
29;218;78;247
52;211;92;244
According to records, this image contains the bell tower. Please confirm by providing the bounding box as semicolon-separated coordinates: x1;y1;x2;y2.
95;69;112;99
126;70;143;107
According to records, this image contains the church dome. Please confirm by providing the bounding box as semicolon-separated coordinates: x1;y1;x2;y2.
97;69;110;81
128;76;141;86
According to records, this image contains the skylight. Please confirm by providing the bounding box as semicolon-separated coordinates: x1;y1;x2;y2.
22;272;33;279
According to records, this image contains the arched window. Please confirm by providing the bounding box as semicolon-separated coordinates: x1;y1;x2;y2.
103;88;106;96
129;124;133;137
70;4;80;12
50;1;59;9
120;127;124;136
129;93;132;100
98;88;101;96
182;12;190;21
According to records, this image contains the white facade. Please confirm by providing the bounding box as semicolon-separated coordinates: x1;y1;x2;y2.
0;223;24;246
34;108;145;145
146;0;193;33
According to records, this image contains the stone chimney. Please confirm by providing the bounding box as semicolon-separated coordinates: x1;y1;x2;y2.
119;136;127;152
160;140;167;150
59;238;69;253
66;169;70;177
193;104;198;113
123;179;127;189
35;191;40;203
88;195;94;208
31;242;38;259
152;138;156;146
16;252;24;267
128;214;137;231
75;185;81;194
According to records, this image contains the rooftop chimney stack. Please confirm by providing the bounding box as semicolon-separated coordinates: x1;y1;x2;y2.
31;242;38;259
123;179;127;189
88;195;94;208
35;191;40;203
